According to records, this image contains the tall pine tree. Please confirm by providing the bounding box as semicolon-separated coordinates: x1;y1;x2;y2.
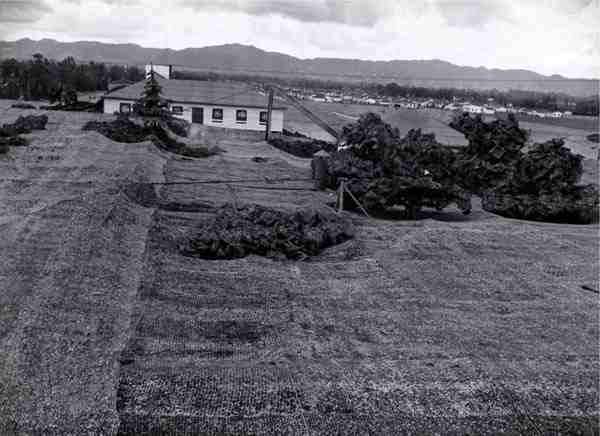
136;66;167;126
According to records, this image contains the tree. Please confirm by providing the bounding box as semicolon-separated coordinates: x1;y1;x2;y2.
482;139;599;223
328;113;471;218
135;67;168;125
451;113;528;194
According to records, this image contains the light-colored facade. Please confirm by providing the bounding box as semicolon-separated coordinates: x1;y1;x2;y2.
145;64;172;80
102;76;286;133
463;104;484;114
103;99;284;132
168;103;284;132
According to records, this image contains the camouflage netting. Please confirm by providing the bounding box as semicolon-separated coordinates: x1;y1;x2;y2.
327;113;471;218
182;204;354;260
482;138;599;223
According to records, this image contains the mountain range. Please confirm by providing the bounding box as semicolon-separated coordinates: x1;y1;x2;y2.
0;38;597;97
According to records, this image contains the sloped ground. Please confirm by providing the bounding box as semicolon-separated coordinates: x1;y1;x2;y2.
0;101;598;434
0;103;168;434
118;142;598;433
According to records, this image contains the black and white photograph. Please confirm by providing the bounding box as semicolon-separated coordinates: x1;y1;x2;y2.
0;0;598;434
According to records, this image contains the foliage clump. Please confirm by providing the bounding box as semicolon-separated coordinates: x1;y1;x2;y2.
268;137;335;158
82;116;147;143
450;113;598;223
1;114;48;135
134;68;169;124
82;115;218;158
482;139;599;223
587;133;599;143
340;112;400;161
451;113;528;194
0;114;47;153
11;103;36;110
182;204;354;260
328;113;471;218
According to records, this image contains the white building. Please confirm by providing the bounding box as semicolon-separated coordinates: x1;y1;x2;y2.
103;76;286;133
463;104;484;114
145;64;172;80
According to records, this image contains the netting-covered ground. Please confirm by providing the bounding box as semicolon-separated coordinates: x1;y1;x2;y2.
0;99;598;435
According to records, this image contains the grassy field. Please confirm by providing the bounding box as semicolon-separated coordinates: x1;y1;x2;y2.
507;113;598;132
0;100;598;434
285;101;599;162
284;101;468;146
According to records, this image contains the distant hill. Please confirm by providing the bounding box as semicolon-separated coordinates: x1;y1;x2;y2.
0;38;597;97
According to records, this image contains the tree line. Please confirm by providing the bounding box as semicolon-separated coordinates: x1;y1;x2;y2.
0;54;144;102
173;70;599;116
1;56;596;116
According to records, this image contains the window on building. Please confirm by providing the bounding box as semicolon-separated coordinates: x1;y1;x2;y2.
259;111;268;124
171;106;183;114
236;109;247;123
212;108;223;122
119;103;131;113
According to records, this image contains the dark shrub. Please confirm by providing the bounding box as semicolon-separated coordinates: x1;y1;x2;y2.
482;139;599;223
268;137;335;158
182;204;354;260
11;103;36;109
83;116;219;158
451;113;528;194
327;113;471;218
1;114;48;134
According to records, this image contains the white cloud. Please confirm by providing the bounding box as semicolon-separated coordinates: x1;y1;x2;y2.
0;0;52;23
1;0;598;78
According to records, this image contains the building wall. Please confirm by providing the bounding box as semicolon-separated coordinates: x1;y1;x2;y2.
170;104;284;132
104;98;129;115
103;98;284;132
145;64;171;79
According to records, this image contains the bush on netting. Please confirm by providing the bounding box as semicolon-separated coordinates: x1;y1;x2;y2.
182;204;354;260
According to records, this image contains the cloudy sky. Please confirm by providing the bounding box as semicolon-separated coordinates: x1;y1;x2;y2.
1;0;598;78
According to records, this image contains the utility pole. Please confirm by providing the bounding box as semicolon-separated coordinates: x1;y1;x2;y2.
265;87;274;141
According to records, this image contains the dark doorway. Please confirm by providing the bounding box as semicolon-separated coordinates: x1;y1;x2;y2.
192;107;204;124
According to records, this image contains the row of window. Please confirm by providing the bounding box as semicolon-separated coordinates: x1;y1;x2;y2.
118;103;271;125
171;106;269;124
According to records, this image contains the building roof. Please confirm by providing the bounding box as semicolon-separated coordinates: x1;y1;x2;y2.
105;77;286;110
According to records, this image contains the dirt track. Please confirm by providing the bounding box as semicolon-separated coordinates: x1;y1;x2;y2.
0;102;598;435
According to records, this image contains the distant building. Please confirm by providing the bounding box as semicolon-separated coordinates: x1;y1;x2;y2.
463;104;484;114
145;64;172;80
104;76;286;132
311;93;327;103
